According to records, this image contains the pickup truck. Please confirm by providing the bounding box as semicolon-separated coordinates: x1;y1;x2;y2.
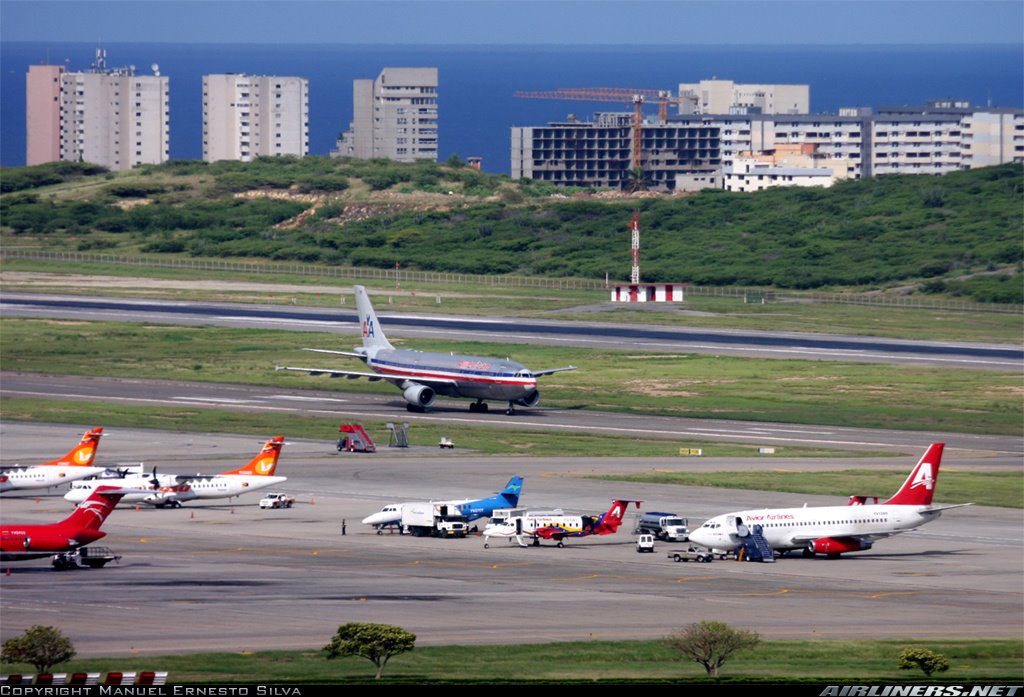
259;493;295;509
667;547;714;563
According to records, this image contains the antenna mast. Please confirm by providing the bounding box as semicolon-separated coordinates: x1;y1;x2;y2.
629;210;640;285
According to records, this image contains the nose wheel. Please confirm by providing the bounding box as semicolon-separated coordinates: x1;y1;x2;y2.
506;402;516;416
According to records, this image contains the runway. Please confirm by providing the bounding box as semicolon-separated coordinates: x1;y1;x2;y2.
3;293;1021;369
1;423;1019;657
3;371;1022;456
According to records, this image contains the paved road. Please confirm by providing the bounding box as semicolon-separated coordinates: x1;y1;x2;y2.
3;372;1021;456
0;423;1019;658
3;293;1021;369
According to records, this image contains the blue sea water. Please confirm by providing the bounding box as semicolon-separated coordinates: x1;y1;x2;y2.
2;42;1022;173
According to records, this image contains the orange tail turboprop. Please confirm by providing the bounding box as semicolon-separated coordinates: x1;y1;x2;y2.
39;427;104;468
219;436;285;476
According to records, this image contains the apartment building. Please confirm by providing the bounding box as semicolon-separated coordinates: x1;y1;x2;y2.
26;51;169;171
513;101;1021;191
677;79;810;115
202;74;309;162
332;67;438;162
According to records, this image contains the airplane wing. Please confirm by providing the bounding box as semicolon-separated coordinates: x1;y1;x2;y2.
531;366;577;377
301;348;366;358
275;365;386;380
275;365;460;388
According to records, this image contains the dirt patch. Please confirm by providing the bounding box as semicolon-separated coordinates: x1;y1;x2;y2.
111;198;153;210
624;379;701;397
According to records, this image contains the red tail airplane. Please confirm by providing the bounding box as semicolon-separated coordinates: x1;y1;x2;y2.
483;499;642;548
1;486;131;562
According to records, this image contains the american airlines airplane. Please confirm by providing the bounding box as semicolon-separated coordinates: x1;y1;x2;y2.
688;443;971;558
0;427;106;493
276;285;575;414
64;436;287;508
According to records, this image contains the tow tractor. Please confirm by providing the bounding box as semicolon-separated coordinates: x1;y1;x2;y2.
52;547;122;570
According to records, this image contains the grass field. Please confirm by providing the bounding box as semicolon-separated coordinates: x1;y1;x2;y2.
1;318;1019;435
2;638;1020;683
3;256;1023;343
590;470;1022;509
0;397;862;459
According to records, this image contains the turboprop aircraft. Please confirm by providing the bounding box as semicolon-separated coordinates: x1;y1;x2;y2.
688;443;972;558
0;427;106;492
63;436;287;508
275;285;575;415
361;476;524;530
1;486;134;562
483;499;641;548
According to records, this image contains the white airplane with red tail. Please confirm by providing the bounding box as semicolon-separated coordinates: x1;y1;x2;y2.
0;427;106;493
688;443;972;558
64;436;287;508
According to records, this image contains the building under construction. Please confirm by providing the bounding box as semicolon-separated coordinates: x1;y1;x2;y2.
511;112;722;191
511;98;1022;192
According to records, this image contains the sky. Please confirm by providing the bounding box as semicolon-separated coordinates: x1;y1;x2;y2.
2;0;1022;46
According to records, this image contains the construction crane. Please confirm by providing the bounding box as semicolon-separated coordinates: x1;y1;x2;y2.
514;88;684;175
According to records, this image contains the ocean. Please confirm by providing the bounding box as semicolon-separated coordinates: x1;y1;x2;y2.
2;42;1022;173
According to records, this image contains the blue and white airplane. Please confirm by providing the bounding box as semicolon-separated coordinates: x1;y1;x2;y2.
276;285;575;414
361;476;524;530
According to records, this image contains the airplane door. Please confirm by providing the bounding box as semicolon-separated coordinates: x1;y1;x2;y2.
734;516;750;538
516;518;523;534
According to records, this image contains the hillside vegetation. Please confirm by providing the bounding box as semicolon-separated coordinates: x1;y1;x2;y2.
2;157;1021;302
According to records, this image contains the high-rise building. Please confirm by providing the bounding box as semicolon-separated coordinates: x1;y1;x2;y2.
202;74;309;162
26;50;169;171
332;67;438;162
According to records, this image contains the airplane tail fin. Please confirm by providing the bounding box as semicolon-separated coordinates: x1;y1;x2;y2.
61;486;127;532
593;499;641;534
354;285;394;353
40;427;104;468
884;443;944;506
219;436;285;476
498;476;524;506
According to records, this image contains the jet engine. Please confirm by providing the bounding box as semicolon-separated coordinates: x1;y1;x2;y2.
22;533;72;550
402;383;436;409
812;537;872;556
513;390;541;408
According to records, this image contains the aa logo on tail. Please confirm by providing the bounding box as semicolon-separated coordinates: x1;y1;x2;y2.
363;320;375;338
910;463;935;490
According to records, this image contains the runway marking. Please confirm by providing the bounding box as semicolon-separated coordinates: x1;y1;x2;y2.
739;588;920;599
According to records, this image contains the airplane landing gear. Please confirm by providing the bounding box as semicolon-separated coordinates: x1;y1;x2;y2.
506;401;516;416
469;401;489;413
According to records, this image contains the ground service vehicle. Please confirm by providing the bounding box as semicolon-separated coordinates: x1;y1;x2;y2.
402;502;469;537
259;493;295;509
668;547;714;563
635;511;689;541
636;534;656;553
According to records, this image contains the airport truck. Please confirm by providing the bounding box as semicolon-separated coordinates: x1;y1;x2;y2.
259;493;295;509
634;512;689;541
667;546;714;563
401;502;469;538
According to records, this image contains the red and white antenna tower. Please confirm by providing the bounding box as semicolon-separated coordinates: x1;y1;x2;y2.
629;210;640;284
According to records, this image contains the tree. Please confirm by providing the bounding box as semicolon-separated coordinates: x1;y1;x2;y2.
899;647;951;677
664;620;760;677
1;625;76;674
323;622;415;679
